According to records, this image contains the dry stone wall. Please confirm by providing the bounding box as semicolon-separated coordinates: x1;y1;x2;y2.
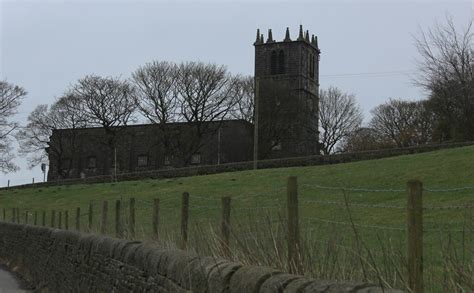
0;222;399;292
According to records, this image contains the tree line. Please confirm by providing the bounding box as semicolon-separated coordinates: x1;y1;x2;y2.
0;17;472;174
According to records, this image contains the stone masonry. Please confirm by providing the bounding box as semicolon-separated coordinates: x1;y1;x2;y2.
0;222;401;292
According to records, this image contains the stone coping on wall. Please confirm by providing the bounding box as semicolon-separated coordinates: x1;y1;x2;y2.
0;222;402;292
4;141;474;190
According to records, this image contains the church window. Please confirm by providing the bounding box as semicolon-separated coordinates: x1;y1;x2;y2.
191;153;201;164
271;140;282;151
137;155;148;167
271;51;278;75
87;156;97;169
278;50;285;74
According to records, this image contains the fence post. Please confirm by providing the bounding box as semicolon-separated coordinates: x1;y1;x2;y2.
16;208;20;223
101;201;108;235
407;180;423;293
221;196;231;257
34;211;37;225
42;211;46;226
3;208;5;221
11;208;15;223
180;192;190;250
75;208;80;231
58;211;62;229
287;176;302;274
115;200;122;238
129;198;135;239
152;199;160;240
65;211;69;230
51;210;56;228
88;201;93;232
24;210;28;225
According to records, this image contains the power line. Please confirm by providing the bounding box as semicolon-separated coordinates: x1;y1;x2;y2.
321;70;416;78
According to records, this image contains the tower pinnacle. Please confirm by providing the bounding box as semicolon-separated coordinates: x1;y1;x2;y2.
297;25;304;41
284;27;291;42
266;29;274;43
254;29;262;45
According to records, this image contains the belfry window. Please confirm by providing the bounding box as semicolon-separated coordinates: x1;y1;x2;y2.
309;54;315;78
278;50;285;74
271;50;285;75
271;51;278;75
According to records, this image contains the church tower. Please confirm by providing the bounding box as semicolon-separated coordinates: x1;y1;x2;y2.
254;25;320;159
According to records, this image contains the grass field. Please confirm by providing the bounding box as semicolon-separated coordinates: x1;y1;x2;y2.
1;146;474;291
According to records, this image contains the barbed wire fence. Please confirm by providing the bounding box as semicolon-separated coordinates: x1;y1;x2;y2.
1;177;473;291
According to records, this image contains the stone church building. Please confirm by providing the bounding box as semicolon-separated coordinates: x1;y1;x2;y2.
46;25;320;181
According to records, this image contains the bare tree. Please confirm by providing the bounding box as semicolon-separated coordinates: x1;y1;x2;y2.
230;75;254;123
175;61;238;163
16;94;88;178
414;16;474;141
339;127;394;152
370;99;433;147
131;61;179;124
0;80;26;172
72;75;136;174
319;87;363;155
131;61;180;164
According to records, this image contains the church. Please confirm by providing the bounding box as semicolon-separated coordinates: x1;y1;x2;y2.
46;25;321;181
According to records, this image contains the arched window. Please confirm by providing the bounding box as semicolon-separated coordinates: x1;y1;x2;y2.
309;54;315;78
278;50;285;74
271;51;278;75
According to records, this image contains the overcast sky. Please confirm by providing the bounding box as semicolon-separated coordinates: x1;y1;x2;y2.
0;0;472;186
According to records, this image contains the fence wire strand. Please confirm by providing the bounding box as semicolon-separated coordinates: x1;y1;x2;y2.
302;183;405;193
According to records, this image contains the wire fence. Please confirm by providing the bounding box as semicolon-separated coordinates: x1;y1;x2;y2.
1;177;473;291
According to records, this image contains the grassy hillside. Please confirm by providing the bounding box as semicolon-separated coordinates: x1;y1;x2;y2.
1;146;473;291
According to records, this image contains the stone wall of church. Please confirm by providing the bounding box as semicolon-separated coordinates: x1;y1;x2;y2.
47;120;253;181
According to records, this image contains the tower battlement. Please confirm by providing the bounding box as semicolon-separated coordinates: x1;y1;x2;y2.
254;25;320;52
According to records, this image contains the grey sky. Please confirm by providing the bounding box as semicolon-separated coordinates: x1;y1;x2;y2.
0;0;472;186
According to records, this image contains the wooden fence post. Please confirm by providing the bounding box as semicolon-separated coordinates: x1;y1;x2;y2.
287;176;302;274
180;192;190;250
3;208;5;221
16;208;20;223
24;210;28;224
65;211;69;230
51;210;56;228
42;211;46;226
58;211;62;229
407;180;423;293
152;199;160;240
75;207;80;231
115;200;122;238
34;211;37;225
101;201;108;235
88;201;93;232
11;208;15;223
129;198;135;239
221;196;231;257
